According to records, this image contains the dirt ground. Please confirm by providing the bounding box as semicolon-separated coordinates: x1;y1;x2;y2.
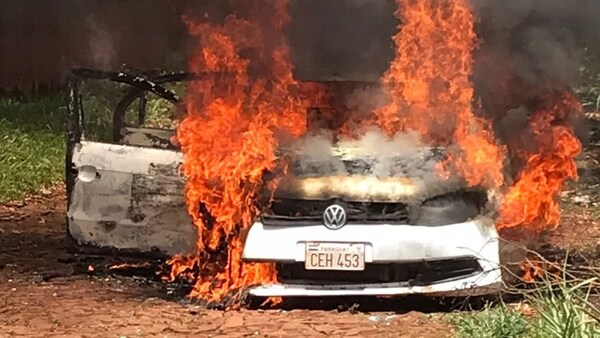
1;164;599;337
0;186;453;338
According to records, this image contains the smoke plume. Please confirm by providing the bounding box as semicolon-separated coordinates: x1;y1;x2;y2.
86;16;117;70
288;0;396;81
471;0;600;128
287;129;420;173
473;0;600;87
286;129;446;185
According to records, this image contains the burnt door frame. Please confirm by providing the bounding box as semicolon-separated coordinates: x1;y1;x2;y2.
64;68;193;256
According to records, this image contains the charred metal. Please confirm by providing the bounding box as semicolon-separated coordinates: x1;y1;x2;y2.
65;67;503;300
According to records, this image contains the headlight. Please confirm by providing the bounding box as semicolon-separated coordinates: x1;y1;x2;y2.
411;190;486;226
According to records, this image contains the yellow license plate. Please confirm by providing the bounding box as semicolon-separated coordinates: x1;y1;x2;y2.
304;242;365;271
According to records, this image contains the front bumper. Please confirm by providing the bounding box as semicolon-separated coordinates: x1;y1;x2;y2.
242;216;502;297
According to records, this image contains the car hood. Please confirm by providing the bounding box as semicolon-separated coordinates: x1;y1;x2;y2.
273;145;469;203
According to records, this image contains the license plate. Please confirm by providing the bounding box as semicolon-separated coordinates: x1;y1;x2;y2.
304;242;365;271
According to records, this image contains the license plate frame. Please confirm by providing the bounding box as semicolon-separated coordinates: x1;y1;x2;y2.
304;242;365;271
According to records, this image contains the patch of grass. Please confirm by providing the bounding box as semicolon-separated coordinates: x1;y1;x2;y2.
81;94;114;142
0;95;66;202
451;303;529;338
122;83;185;130
0;83;183;202
528;278;600;338
451;278;600;338
126;93;179;130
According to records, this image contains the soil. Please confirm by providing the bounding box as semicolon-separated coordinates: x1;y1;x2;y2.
0;186;453;338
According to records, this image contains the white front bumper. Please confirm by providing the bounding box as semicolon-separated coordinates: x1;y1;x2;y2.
242;216;502;297
249;276;502;297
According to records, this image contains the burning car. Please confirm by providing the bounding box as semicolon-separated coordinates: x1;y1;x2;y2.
66;0;582;303
66;68;504;300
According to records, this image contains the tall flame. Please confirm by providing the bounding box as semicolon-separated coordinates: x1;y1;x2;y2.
376;0;505;189
497;92;583;232
377;0;582;235
167;0;307;302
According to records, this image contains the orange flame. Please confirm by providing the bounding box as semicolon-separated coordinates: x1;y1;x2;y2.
497;92;583;232
520;259;546;283
376;0;504;189
520;256;564;284
167;0;308;303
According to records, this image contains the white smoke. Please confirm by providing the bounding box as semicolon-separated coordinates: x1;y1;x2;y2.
86;16;117;70
286;128;442;181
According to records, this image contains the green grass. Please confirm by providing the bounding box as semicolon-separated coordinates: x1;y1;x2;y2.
451;303;529;338
0;95;66;202
529;278;600;338
0;85;180;203
451;279;600;338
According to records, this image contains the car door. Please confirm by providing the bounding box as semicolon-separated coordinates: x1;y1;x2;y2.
65;70;196;256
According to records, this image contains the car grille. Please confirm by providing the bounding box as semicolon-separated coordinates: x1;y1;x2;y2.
276;257;482;286
261;198;409;226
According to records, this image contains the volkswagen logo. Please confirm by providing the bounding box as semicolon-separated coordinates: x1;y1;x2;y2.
322;204;347;230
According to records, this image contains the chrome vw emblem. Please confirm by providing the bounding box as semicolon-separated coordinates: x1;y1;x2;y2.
322;204;347;230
